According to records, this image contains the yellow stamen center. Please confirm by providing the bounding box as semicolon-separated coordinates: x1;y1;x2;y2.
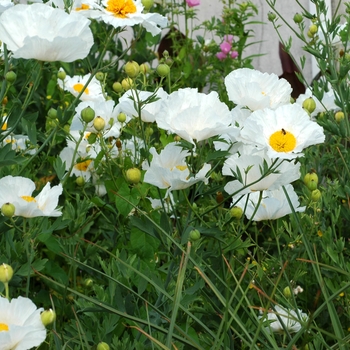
175;165;187;171
73;83;89;95
21;196;36;202
84;132;91;139
0;323;9;332
269;129;296;153
1;122;7;130
75;159;92;172
106;0;137;18
76;3;90;10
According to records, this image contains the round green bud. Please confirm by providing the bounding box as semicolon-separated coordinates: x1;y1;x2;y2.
47;108;58;120
156;63;170;77
1;202;15;218
87;132;97;144
189;229;201;242
0;263;14;284
126;168;141;184
309;24;318;35
268;11;276;22
174;135;181;142
293;13;303;24
97;342;110;350
93;116;106;131
117;112;127;123
57;70;66;80
95;72;105;82
304;172;318;191
81;106;95;123
335;111;345;123
283;286;292;298
140;63;150;74
124;61;140;78
302;97;316;114
307;30;314;38
141;0;154;10
41;309;56;326
121;78;133;91
76;176;85;187
230;206;243;220
5;71;17;84
112;82;123;93
84;278;93;287
311;189;322;202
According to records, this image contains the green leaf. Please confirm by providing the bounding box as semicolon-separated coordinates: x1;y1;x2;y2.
16;259;48;276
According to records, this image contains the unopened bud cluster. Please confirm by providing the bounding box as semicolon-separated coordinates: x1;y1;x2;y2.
304;170;321;202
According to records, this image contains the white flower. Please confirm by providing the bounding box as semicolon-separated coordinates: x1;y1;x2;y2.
71;99;123;138
96;0;167;36
2;134;37;155
0;4;93;62
0;176;62;217
259;305;308;334
239;104;325;159
224;68;292;111
119;88;168;123
155;88;232;146
234;184;305;221
0;0;13;14
58;72;105;102
0;296;46;350
223;148;301;196
143;142;211;197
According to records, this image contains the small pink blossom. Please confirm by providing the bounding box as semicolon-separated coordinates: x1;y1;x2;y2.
186;0;200;7
220;41;232;54
224;34;234;43
230;50;238;59
216;51;227;60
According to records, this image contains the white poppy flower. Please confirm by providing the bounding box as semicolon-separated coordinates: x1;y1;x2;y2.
0;4;94;62
225;68;292;111
239;104;325;159
259;305;308;334
0;176;63;218
119;88;168;123
223;148;301;196
0;296;46;350
58;72;105;102
155;88;232;146
143;142;211;197
234;184;305;221
0;0;13;14
96;0;167;36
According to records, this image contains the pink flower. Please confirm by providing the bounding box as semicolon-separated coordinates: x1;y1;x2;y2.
220;41;232;54
216;51;227;60
224;34;234;43
230;50;238;59
186;0;200;7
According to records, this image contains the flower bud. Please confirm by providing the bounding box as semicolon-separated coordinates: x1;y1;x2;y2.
97;342;110;350
126;168;141;184
302;97;316;114
57;70;66;80
335;111;345;123
283;286;292;298
268;11;276;22
0;263;13;284
124;61;140;78
81;106;95;123
95;72;105;82
140;63;150;74
304;171;318;191
230;206;243;220
156;63;170;77
5;71;17;84
121;78;133;91
311;189;322;202
189;229;201;242
47;108;57;120
293;13;303;23
93;116;105;132
112;82;123;93
117;112;127;123
309;24;318;35
41;309;56;326
76;176;85;187
1;203;15;218
141;0;154;10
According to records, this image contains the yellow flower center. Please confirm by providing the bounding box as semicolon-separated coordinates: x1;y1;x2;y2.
106;0;137;18
21;196;36;202
0;323;9;332
76;3;90;10
75;159;92;172
73;83;89;95
1;122;7;130
269;129;296;153
175;165;187;171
